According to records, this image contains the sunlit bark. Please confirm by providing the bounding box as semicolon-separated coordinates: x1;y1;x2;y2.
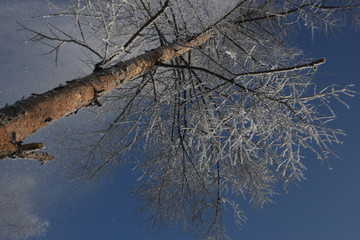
0;28;215;160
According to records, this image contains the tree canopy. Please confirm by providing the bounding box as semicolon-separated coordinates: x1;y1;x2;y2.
0;0;359;239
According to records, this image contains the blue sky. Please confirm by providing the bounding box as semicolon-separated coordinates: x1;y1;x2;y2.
0;1;359;240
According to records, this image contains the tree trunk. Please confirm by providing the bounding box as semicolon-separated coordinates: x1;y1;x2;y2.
0;30;215;160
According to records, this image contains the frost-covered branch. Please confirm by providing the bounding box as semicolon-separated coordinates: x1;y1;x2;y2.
3;0;359;239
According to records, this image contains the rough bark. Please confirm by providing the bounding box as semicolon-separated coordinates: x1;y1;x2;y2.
0;29;215;160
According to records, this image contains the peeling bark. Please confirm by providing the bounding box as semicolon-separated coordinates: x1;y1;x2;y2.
0;30;215;160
